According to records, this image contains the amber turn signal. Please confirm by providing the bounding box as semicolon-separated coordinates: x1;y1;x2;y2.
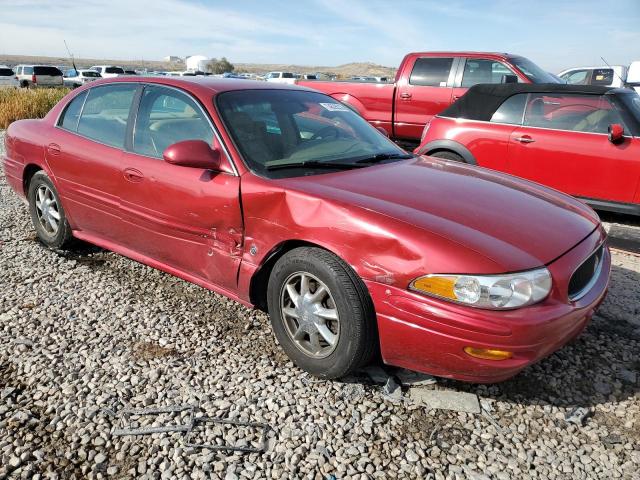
463;346;513;361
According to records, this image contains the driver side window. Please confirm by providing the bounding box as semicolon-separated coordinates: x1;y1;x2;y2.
523;93;624;134
133;85;213;158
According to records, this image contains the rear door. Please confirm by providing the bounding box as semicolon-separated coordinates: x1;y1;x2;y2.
49;83;138;239
507;93;638;203
394;56;457;139
119;84;243;291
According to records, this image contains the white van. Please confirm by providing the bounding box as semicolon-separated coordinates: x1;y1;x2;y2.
15;65;64;88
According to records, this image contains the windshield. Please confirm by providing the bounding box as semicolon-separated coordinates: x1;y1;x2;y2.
507;56;560;84
217;89;410;178
105;67;125;74
613;92;640;136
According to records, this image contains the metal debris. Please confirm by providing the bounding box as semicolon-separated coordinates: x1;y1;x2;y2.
184;417;269;453
382;377;402;403
396;369;437;387
112;405;194;436
409;388;481;414
565;406;593;426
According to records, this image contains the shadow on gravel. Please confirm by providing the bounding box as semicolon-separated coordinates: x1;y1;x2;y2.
447;263;640;412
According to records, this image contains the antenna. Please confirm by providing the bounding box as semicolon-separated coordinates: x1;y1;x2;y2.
600;56;626;86
64;39;78;72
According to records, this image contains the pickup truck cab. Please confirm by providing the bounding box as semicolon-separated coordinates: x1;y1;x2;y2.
298;52;560;141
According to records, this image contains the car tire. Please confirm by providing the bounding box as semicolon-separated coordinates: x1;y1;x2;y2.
267;247;377;379
430;150;465;163
27;171;73;250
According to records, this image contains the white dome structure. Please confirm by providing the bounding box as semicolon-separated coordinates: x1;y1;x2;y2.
186;55;209;72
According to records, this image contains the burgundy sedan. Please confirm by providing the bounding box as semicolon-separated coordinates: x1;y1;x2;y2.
3;77;610;382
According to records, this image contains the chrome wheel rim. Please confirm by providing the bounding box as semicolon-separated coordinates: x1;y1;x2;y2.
35;185;60;235
280;272;340;359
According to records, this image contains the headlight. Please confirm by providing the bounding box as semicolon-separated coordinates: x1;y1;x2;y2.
409;267;552;309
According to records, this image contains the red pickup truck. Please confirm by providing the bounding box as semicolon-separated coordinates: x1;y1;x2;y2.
298;52;561;141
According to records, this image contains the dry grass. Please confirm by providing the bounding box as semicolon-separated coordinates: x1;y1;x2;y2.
0;87;70;129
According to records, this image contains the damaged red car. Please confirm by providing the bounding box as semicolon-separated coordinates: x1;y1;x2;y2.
3;77;610;382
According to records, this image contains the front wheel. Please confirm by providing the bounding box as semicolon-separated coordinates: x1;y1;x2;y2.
267;247;377;379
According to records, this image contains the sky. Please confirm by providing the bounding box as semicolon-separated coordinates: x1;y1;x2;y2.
1;0;639;72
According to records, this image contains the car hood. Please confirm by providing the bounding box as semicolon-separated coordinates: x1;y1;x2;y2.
275;156;600;272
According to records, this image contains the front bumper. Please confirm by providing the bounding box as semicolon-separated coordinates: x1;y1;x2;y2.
368;227;610;383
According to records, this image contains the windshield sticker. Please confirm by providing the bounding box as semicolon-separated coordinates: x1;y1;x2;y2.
320;102;350;112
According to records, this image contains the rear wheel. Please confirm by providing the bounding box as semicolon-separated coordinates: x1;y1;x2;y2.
27;171;73;249
429;150;465;163
267;247;377;379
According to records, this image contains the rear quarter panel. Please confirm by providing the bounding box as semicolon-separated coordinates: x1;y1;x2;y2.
420;117;516;172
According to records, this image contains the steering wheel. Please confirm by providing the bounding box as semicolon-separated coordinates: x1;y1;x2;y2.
310;125;341;141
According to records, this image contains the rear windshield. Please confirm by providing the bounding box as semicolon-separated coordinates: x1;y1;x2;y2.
34;66;62;76
0;68;14;76
105;67;125;74
82;71;101;78
282;73;295;78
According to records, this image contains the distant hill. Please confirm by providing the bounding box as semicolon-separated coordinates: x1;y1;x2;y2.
0;54;396;79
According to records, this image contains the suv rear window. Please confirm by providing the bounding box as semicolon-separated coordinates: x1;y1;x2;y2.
0;68;13;76
34;66;62;76
282;73;295;78
105;67;125;74
83;71;101;78
409;58;453;87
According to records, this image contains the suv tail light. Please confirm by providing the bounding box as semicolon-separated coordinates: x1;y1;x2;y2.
32;74;37;84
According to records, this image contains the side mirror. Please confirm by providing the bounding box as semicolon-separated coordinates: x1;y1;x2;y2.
502;74;518;84
163;139;221;170
608;123;624;144
376;126;390;137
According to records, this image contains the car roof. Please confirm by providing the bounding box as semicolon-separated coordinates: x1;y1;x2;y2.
439;83;630;122
84;76;312;95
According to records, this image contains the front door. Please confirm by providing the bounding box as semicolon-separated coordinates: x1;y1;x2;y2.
119;84;243;291
507;93;638;203
394;56;457;140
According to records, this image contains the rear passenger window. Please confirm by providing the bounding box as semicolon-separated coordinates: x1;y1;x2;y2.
490;94;527;124
77;84;137;148
133;85;213;158
59;91;88;131
409;58;453;87
461;60;517;87
591;68;614;86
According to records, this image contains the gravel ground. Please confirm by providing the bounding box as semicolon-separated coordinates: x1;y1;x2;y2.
1;130;639;479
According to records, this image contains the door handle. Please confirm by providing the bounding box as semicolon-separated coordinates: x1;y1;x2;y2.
399;92;412;99
452;95;461;101
47;143;61;155
123;168;144;183
514;136;535;144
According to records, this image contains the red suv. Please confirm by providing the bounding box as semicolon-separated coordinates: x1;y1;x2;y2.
416;84;640;215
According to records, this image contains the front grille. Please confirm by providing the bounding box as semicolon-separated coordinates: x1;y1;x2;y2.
568;245;604;301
